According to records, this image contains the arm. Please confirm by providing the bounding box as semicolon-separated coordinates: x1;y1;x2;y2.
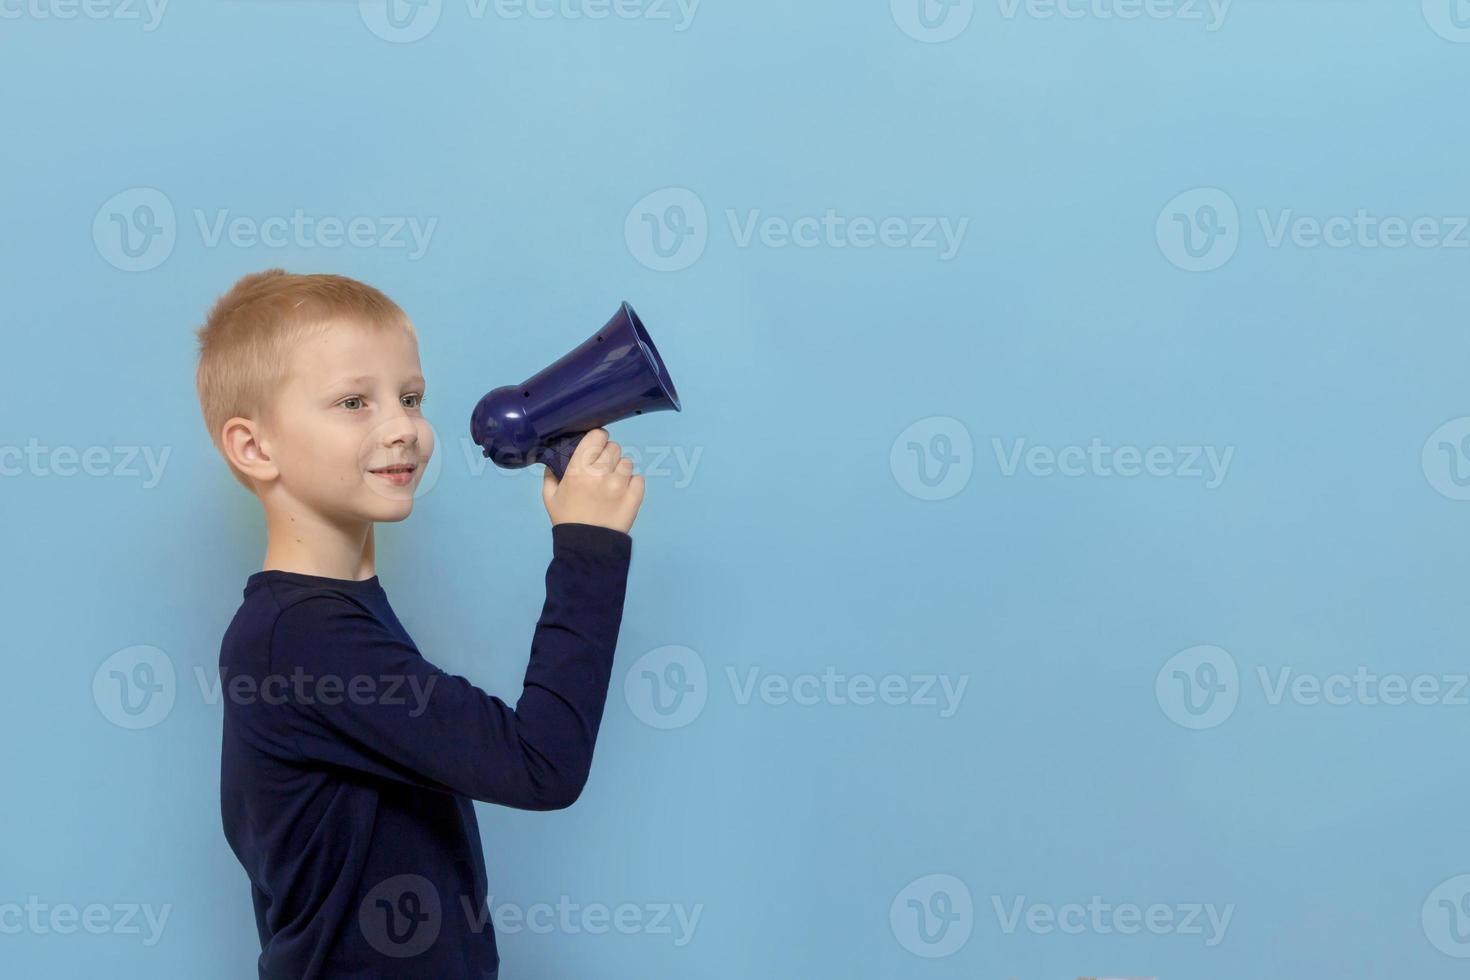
269;521;632;810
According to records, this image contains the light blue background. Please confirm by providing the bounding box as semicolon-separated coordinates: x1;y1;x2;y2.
4;1;1470;977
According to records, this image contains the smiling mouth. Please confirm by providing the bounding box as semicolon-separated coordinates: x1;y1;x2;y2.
369;463;418;475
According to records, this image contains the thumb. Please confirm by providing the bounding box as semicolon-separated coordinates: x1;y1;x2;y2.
541;465;558;510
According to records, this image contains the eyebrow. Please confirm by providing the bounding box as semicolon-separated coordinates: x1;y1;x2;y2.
326;374;426;391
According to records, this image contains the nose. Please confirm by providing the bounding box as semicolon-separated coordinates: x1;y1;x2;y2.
379;403;420;450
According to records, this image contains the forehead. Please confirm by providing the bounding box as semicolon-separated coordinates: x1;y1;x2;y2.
285;317;420;382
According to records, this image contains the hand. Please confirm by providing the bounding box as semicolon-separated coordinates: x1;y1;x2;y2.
541;428;644;534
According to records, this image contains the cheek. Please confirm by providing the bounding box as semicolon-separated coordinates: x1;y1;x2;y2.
418;420;436;458
296;423;362;474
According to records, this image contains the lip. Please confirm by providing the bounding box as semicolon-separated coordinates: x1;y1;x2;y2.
368;463;418;486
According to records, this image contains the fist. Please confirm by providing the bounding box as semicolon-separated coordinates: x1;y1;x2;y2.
541;429;645;534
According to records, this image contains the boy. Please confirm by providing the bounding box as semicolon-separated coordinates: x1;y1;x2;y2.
196;269;644;978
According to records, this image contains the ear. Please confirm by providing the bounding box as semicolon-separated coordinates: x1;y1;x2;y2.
222;416;279;485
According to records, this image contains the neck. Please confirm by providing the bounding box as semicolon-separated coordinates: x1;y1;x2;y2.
260;497;376;581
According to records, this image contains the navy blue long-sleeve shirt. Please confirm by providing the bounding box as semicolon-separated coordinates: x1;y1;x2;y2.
217;522;633;979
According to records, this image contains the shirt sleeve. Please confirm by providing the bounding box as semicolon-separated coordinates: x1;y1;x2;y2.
266;522;633;810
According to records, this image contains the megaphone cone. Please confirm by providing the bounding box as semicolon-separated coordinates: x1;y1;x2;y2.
470;302;682;479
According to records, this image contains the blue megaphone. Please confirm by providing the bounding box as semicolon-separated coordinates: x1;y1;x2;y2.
470;302;682;479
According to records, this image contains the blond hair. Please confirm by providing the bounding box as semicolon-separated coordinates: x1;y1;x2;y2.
193;269;415;491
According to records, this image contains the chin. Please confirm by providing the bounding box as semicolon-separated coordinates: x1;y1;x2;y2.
357;480;418;522
366;497;415;523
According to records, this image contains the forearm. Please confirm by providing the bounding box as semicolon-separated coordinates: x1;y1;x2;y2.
509;521;633;807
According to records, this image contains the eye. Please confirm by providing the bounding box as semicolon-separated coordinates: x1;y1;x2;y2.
402;393;425;409
340;396;365;411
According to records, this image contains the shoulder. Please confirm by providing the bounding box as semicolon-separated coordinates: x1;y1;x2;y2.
258;586;383;671
252;577;376;624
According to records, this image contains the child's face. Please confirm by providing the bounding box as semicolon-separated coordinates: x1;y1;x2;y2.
263;317;434;525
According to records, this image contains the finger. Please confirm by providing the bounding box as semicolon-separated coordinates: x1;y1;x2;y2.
615;457;634;476
592;440;621;470
570;429;609;467
625;473;646;508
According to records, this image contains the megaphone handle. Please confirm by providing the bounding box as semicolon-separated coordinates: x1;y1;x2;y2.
538;432;587;481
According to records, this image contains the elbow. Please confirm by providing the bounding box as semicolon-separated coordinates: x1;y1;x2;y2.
483;764;588;811
536;771;588;811
497;733;595;810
